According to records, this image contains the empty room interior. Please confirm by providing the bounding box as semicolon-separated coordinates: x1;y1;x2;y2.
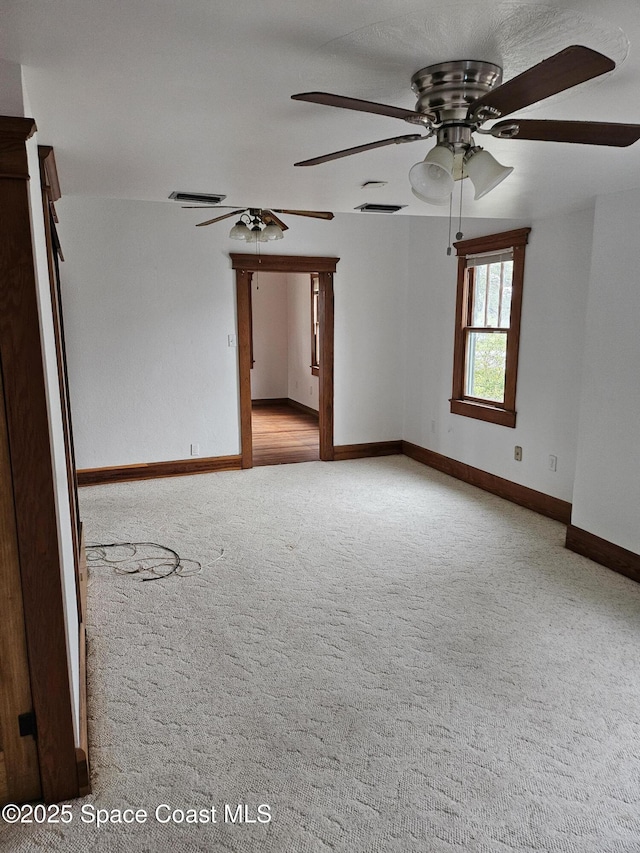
1;0;640;850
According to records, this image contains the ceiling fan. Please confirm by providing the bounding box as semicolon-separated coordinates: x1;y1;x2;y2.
292;45;640;204
184;206;334;242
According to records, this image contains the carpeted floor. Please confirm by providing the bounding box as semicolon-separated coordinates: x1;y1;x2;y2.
3;456;640;852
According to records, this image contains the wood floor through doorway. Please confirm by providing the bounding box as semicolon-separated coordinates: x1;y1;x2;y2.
251;401;319;466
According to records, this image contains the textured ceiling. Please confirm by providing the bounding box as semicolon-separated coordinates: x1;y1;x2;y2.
2;0;640;220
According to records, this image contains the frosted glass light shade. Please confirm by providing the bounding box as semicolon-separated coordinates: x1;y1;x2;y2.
229;220;251;240
262;222;284;241
465;149;513;199
409;144;455;204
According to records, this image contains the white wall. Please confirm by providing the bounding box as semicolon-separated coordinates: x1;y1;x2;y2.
58;198;242;466
402;208;594;503
287;273;318;411
58;201;408;466
0;60;25;115
250;272;288;400
571;189;640;553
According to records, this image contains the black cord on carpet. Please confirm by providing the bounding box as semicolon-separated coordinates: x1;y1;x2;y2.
85;541;222;582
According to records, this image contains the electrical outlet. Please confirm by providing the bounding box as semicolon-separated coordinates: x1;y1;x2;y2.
190;443;200;457
514;445;523;462
548;454;557;472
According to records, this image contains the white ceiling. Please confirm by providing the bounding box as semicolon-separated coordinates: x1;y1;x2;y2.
3;0;640;220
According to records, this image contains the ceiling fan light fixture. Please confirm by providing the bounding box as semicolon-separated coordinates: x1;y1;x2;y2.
464;147;514;200
229;220;251;240
409;144;455;204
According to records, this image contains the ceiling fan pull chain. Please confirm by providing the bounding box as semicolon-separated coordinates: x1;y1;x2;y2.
446;192;453;255
456;177;464;241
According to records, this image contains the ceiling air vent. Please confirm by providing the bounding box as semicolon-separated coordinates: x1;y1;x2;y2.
169;191;227;205
355;203;406;213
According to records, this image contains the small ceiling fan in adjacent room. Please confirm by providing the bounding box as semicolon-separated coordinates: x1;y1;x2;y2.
292;45;640;204
180;203;334;242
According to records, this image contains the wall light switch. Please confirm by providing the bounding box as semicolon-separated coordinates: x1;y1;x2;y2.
548;454;557;472
514;445;523;462
228;334;237;347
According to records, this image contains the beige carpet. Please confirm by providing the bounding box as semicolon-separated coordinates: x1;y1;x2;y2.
3;456;640;852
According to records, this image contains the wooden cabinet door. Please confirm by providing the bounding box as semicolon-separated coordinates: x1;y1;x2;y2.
0;365;41;804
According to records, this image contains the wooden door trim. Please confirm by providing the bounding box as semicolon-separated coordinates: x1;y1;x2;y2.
38;145;82;623
0;116;79;803
236;269;253;468
231;254;339;467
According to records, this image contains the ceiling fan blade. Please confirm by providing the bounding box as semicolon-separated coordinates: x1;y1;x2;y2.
182;205;244;209
491;119;640;147
270;209;334;220
292;91;429;123
196;209;246;227
262;210;289;231
470;45;615;120
294;133;425;167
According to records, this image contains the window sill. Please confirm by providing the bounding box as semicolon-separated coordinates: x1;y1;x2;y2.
450;398;516;428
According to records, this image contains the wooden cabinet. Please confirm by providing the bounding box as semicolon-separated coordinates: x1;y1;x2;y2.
0;116;87;804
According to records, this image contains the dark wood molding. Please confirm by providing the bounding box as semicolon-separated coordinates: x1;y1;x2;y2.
318;271;334;460
402;441;572;524
38;144;61;202
0;115;79;802
77;454;242;486
287;398;319;418
0;116;37;180
449;398;517;428
230;253;339;273
334;441;402;461
565;526;640;584
251;398;319;418
236;269;253;469
234;254;338;467
453;227;531;256
251;397;290;407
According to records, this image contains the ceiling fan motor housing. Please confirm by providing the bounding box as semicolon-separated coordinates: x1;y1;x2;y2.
411;60;503;122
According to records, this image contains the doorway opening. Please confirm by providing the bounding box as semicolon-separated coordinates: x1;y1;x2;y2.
250;271;319;466
231;253;339;468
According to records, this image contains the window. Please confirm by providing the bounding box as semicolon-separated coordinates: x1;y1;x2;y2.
311;273;320;376
450;228;530;427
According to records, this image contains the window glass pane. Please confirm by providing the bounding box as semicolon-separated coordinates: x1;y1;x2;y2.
472;266;487;326
487;263;502;326
471;260;513;328
465;331;507;403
